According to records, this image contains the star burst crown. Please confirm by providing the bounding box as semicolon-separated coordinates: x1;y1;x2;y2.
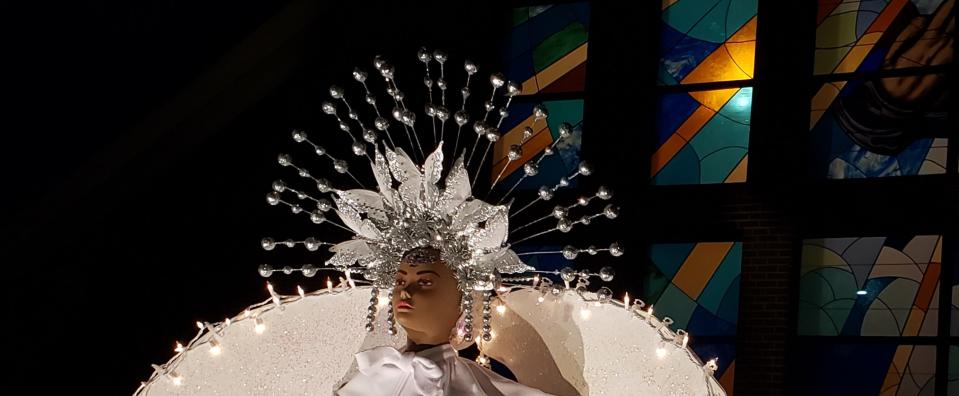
257;47;624;341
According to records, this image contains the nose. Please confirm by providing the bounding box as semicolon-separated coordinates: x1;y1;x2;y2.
397;288;412;300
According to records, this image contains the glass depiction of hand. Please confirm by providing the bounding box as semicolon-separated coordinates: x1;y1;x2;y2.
834;0;953;157
880;0;953;103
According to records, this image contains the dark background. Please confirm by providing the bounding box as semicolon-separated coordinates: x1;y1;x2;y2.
1;1;956;395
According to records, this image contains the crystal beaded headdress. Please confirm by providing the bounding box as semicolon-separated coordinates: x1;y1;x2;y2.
258;48;623;342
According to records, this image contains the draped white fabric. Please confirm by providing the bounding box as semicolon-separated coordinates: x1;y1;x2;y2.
336;344;555;396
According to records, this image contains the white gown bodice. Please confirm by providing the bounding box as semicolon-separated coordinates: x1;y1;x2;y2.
335;343;555;396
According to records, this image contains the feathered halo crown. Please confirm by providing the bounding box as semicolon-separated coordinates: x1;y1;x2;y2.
258;48;623;342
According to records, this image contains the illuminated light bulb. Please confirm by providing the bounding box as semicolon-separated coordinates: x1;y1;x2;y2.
532;275;540;287
196;321;204;330
656;345;668;359
326;278;333;294
254;317;266;335
647;305;654;320
225;318;232;326
682;333;689;349
209;339;222;356
537;296;545;303
174;342;185;353
856;290;867;296
496;305;506;315
243;309;251;318
624;293;630;310
297;285;306;299
736;96;750;108
580;307;592;320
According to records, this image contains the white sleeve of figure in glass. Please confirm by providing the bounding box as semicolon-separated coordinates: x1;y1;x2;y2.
335;344;556;396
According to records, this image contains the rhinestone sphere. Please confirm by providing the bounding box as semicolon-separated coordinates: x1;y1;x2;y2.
301;264;318;278
464;59;478;75
562;246;579;260
329;85;344;99
292;129;307;142
609;242;624;257
261;237;276;251
523;162;539;176
599;266;616;282
490;72;506;88
321;101;336;115
560;267;576;283
266;191;281;205
258;264;273;278
597;186;613;200
352;68;368;82
538;186;554;201
271;180;287;193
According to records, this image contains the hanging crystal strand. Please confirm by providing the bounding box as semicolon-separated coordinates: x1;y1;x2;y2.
417;47;438;146
365;288;379;332
495;104;550;204
462;292;474;342
481;290;493;342
353;68;398;150
472;81;521;188
386;290;397;335
466;73;505;168
453;60;477;160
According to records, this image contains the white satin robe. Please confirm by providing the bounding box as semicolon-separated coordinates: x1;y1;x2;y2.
335;343;555;396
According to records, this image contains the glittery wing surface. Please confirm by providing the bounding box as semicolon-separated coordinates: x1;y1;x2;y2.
478;248;532;274
336;189;387;222
465;206;509;251
421;143;444;208
436;155;470;215
333;197;381;240
327;239;373;268
371;149;397;208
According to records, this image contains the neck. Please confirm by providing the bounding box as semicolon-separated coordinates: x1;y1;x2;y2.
404;329;449;352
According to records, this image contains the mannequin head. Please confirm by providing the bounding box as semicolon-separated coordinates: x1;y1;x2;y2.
392;247;463;349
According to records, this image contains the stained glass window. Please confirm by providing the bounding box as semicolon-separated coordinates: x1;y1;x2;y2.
659;0;758;86
655;0;755;185
508;3;590;95
810;74;950;179
652;87;751;185
644;242;741;389
794;343;937;395
814;0;955;75
799;236;942;337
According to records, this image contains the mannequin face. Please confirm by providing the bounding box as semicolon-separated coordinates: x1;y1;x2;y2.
392;248;463;345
